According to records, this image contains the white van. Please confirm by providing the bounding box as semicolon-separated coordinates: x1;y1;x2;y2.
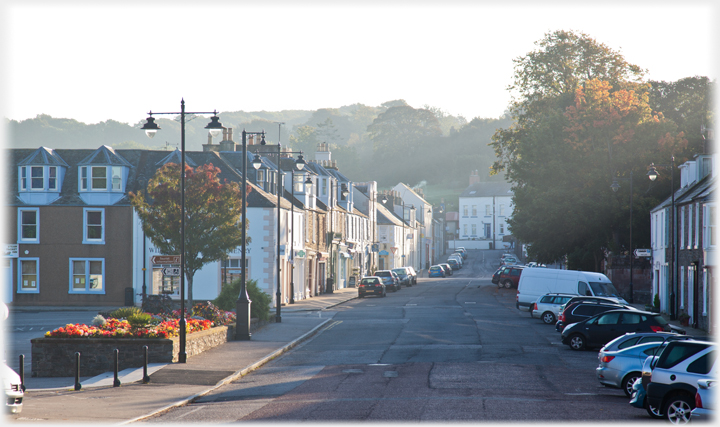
516;268;627;311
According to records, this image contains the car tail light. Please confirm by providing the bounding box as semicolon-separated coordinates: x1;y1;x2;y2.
601;355;615;363
558;313;565;322
516;290;519;302
695;392;703;409
533;303;538;311
650;326;663;332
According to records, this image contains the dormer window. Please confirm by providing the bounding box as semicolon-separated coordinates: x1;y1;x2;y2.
80;166;124;191
19;165;60;192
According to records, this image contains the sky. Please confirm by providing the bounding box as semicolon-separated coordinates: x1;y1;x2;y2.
1;1;717;127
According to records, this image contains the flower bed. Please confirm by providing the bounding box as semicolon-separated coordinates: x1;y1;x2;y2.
44;318;212;339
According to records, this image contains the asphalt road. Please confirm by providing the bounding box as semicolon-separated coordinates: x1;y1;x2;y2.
141;251;652;423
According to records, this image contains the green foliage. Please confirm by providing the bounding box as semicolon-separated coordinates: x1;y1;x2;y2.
191;301;225;325
654;293;660;309
212;279;271;321
109;306;142;319
127;312;152;328
91;315;107;327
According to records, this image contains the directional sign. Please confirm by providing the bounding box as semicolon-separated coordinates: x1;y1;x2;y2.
634;249;652;257
162;267;181;277
151;255;181;265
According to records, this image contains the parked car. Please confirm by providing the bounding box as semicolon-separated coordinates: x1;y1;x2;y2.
428;265;446;278
692;378;715;421
456;248;468;259
558;295;631;317
2;363;23;414
629;354;663;418
496;266;524;289
530;293;574;324
555;301;636;332
645;339;716;423
447;259;461;270
561;309;681;351
405;267;418;285
600;331;681;354
491;267;503;284
357;276;386;298
392;268;412;287
374;270;400;292
448;255;463;267
596;341;668;396
501;256;518;266
439;263;453;276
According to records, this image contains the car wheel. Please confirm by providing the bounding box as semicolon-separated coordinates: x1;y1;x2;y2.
569;334;585;351
644;398;664;419
664;394;693;424
621;372;641;398
502;280;512;289
541;311;556;325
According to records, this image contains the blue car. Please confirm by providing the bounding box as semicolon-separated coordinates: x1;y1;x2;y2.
428;265;445;277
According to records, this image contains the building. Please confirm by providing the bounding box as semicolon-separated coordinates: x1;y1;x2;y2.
457;178;514;250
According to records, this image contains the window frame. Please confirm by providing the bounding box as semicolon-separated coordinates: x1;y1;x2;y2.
83;208;105;244
18;257;40;294
68;258;105;294
18;207;40;244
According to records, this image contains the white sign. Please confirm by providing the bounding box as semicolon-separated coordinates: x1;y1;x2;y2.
3;244;18;258
634;249;652;257
162;267;181;277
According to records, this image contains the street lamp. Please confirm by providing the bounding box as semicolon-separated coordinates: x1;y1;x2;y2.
647;157;677;319
252;147;305;320
285;153;307;304
611;170;634;303
326;178;349;293
141;99;224;362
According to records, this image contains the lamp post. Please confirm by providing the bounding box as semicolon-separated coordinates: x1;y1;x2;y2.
252;148;306;320
285;153;307;304
611;170;634;303
141;99;225;362
648;157;677;320
327;179;349;293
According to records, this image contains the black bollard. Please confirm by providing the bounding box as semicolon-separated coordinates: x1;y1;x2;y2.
113;349;121;387
18;355;26;392
142;346;150;384
74;352;82;391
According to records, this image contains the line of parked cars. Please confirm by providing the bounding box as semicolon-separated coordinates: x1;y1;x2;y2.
428;248;468;277
357;267;417;298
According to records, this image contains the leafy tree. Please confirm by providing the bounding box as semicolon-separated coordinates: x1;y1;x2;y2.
129;163;250;307
288;125;319;154
490;30;692;271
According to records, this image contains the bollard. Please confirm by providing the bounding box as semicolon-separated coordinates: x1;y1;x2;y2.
74;352;82;391
18;355;26;392
142;346;150;384
113;349;121;387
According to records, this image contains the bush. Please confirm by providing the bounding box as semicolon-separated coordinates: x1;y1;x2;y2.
109;306;142;319
212;279;271;321
91;315;107;327
127;312;152;329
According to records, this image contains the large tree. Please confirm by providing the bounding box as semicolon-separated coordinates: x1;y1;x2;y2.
129;163;249;307
491;30;691;271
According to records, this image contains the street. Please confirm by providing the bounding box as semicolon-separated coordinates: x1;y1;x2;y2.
139;251;649;422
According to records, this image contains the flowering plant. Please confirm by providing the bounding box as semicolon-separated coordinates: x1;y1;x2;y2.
45;315;215;339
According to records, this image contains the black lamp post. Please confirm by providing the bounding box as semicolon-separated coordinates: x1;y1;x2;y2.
287;153;307;304
141;99;224;362
327;179;349;293
648;157;676;319
252;148;306;320
611;170;634;303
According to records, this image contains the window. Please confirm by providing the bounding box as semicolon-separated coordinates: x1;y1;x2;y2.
484;223;491;238
618;337;641;350
20;167;27;190
621;313;642;324
92;166;107;189
485;205;492;215
499;224;504;234
471;224;477;236
463;205;468;216
18;208;39;243
69;259;104;293
18;258;39;293
471;205;477;216
687;351;716;375
48;166;57;190
578;282;591;296
221;258;247;288
680;206;685;248
293;174;304;192
321;178;327;196
680;266;685;308
31;166;44;189
657;343;709;369
707;205;716;247
463;224;468;236
83;208;104;243
111;166;122;191
499;204;505;216
597;312;621;325
81;167;88;190
695;203;700;249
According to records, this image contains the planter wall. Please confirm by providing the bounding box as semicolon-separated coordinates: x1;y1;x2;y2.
31;326;230;378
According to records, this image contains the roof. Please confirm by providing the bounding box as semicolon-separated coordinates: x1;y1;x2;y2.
460;181;513;198
18;146;69;167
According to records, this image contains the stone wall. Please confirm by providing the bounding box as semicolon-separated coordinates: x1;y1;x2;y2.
31;326;229;378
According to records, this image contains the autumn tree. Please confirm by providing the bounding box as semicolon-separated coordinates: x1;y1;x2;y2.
129;163;250;307
491;30;691;271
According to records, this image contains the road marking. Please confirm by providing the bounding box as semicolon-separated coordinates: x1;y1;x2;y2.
383;371;398;378
176;406;206;419
343;369;363;374
406;304;417;306
465;302;476;304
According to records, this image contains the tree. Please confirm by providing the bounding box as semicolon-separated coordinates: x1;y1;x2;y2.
490;30;693;271
129;163;250;307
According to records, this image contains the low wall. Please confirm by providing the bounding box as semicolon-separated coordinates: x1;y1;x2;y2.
31;326;230;378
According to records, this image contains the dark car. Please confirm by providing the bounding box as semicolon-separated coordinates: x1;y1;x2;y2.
439;263;453;276
392;268;412;287
558;295;627;314
555;301;633;332
357;276;386;298
491;267;503;284
496;266;524;289
561;309;682;351
375;270;400;292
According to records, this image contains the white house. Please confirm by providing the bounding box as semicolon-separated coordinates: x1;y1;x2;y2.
457;181;514;250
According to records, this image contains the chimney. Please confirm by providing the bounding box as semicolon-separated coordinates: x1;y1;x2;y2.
469;170;480;185
228;128;233;141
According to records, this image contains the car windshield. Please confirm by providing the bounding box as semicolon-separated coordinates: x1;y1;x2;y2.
360;279;378;285
376;271;391;277
589;282;621;297
392;269;407;277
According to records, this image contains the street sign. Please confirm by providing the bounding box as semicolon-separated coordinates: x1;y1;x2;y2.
151;255;181;265
634;249;652;257
391;247;397;255
162;267;181;277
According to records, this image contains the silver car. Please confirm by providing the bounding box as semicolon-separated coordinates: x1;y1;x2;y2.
691;379;715;421
2;362;23;414
597;341;668;396
531;293;575;324
600;331;680;353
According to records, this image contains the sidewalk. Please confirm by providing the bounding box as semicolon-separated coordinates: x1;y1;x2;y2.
630;303;710;339
14;287;358;424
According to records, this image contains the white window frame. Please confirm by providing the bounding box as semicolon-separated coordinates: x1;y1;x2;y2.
499;204;505;216
69;258;105;294
679;266;685;309
471;205;477;216
30;166;44;190
18;207;40;244
18;258;40;294
463;205;468;216
19;166;27;191
680;206;685;249
705;204;716;248
485;204;492;216
83;208;105;244
500;223;505;234
695;203;700;249
471;224;477;236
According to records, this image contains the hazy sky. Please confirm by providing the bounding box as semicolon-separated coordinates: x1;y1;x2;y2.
1;1;717;127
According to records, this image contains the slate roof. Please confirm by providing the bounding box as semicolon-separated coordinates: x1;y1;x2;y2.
18;146;69;167
460;181;514;198
78;145;133;167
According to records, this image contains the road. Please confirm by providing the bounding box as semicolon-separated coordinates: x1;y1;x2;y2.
141;250;650;422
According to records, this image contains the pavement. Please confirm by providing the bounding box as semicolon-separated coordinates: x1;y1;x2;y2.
12;287;359;424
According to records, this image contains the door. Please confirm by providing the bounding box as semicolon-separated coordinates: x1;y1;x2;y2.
586;312;622;347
